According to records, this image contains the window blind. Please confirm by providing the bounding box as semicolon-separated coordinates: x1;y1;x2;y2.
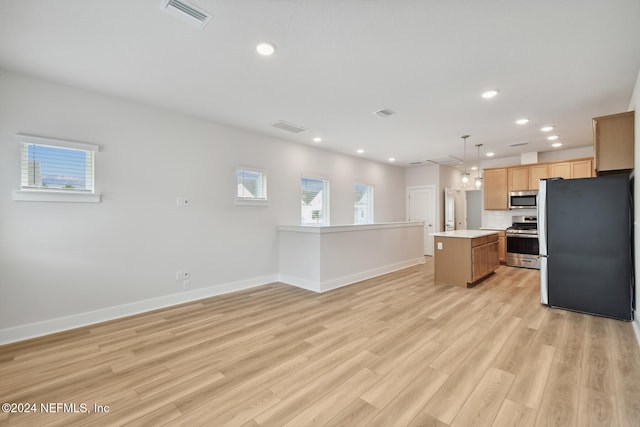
18;134;98;193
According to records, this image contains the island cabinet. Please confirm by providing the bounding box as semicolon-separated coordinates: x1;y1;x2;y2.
498;230;506;263
432;230;500;288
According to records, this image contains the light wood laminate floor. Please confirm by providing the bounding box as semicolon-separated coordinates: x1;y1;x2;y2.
1;259;639;426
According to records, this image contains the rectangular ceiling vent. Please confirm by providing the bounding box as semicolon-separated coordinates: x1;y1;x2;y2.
271;121;308;134
509;141;529;147
427;156;462;166
160;0;212;29
374;108;395;118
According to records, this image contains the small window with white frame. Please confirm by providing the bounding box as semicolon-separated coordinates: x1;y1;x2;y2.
236;167;268;205
13;134;101;203
301;176;330;225
354;183;374;224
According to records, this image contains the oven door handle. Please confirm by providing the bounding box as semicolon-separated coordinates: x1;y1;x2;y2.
506;234;539;238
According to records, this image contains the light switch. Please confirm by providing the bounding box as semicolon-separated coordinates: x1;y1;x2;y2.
437;242;443;250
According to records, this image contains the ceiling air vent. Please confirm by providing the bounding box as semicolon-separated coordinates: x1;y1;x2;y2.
374;108;395;118
426;156;463;166
271;121;308;134
509;141;529;147
160;0;212;29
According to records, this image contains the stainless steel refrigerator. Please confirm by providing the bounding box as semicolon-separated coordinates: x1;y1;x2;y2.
539;175;634;321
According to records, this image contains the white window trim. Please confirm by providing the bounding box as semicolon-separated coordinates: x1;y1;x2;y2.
354;182;374;225
235;166;269;206
301;175;331;226
13;134;101;203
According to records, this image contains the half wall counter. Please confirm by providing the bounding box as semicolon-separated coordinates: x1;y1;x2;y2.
278;222;424;292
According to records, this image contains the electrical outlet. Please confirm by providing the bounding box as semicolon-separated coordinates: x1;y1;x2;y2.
182;280;190;290
175;270;182;280
183;198;190;207
182;271;190;279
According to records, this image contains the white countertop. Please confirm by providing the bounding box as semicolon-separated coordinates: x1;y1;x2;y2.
479;226;508;231
430;229;500;239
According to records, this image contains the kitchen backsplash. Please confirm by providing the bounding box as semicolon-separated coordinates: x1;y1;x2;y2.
483;209;537;229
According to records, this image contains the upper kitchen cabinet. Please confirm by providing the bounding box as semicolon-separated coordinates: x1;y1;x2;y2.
484;168;508;210
528;164;550;190
570;158;593;179
508;167;529;191
549;162;571;179
593;111;635;175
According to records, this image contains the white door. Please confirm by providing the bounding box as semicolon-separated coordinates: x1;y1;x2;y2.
408;186;435;256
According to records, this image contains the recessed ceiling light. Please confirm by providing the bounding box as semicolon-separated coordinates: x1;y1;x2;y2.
256;42;276;56
471;166;478;171
486;152;495;157
313;137;322;143
516;118;529;125
356;149;364;154
547;135;559;141
552;142;563;148
481;90;499;99
541;126;554;132
388;157;396;162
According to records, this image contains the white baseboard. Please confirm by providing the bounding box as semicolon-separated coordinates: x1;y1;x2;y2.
279;257;424;293
277;274;321;292
0;274;278;346
633;319;640;348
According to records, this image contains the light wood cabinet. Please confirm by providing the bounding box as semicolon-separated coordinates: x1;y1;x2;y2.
484;168;508;210
484;157;594;209
434;233;499;288
549;162;571;179
528;164;550;190
593;111;634;174
472;236;499;283
498;230;506;263
571;159;593;178
508;167;529;191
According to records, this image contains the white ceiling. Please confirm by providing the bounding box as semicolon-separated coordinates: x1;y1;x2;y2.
1;0;639;167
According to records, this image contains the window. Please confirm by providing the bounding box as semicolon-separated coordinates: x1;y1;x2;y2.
354;183;374;224
14;134;101;202
236;168;268;205
301;176;330;225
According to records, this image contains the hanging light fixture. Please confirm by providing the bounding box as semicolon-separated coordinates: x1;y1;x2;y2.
474;143;483;188
460;135;470;186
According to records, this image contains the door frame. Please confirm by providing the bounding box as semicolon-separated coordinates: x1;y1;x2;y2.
406;185;436;256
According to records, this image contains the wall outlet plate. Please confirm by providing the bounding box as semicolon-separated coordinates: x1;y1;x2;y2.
182;280;190;290
182;271;190;279
175;270;182;280
437;242;443;250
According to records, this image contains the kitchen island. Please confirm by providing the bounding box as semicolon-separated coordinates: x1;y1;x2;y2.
431;230;500;288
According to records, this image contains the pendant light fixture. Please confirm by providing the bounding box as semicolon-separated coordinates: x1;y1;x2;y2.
474;143;483;188
460;135;470;186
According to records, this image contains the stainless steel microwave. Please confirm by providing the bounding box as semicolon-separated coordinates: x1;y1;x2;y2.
509;190;538;209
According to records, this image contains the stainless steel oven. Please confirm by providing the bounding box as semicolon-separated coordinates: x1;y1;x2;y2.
506;216;539;269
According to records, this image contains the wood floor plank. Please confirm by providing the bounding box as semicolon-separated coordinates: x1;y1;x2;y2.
492;398;537;427
364;367;448;427
1;260;639;426
507;343;556;409
450;367;515;427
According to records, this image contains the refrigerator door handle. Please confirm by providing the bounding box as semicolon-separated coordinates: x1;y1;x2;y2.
538;179;548;256
540;256;549;305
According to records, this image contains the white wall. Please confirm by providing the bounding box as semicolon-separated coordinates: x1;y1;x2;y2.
631;68;640;344
0;70;405;342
